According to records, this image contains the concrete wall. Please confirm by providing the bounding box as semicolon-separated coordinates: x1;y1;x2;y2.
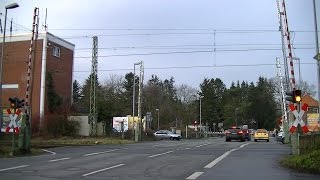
69;116;89;136
69;116;105;136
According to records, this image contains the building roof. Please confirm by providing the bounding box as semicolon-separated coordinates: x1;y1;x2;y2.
302;94;319;107
1;32;75;50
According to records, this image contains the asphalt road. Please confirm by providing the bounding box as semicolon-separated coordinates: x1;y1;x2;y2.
0;137;319;180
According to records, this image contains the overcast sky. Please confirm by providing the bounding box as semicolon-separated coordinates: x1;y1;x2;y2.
1;0;319;90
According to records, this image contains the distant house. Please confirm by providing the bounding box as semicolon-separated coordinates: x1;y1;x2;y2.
301;94;320;132
1;32;74;132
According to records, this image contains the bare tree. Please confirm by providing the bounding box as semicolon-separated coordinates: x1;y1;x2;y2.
176;84;198;105
102;74;124;95
270;76;316;105
297;80;316;97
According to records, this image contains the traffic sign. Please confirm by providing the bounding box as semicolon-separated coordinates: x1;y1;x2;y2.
289;103;309;133
313;53;320;61
5;108;21;134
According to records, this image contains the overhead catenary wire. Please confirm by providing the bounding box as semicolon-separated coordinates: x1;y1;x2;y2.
73;62;317;73
73;47;315;59
74;43;315;51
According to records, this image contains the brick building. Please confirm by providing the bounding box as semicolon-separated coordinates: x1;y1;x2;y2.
1;32;74;131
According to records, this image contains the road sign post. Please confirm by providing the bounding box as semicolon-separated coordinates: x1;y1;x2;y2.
288;103;309;155
6;108;21;156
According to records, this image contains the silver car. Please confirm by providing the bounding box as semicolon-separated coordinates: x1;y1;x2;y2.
276;131;285;143
154;130;182;140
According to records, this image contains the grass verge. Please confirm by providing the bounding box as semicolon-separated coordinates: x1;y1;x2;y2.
31;136;134;147
0;136;134;157
280;149;320;174
0;146;43;158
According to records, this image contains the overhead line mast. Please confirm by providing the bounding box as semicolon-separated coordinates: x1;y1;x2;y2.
89;36;98;136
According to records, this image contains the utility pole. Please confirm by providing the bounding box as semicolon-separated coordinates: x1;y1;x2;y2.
313;0;320;127
199;96;203;132
0;3;20;134
133;61;141;142
156;108;159;130
137;61;144;141
89;36;98;136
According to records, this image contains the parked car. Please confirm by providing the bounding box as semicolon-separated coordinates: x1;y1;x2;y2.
276;131;285;143
225;126;245;142
154;130;182;140
254;129;269;142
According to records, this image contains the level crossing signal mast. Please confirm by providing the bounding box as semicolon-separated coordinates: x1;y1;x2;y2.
285;90;302;103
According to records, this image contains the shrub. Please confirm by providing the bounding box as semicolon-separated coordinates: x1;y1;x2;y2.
281;148;320;174
42;114;79;137
143;129;156;141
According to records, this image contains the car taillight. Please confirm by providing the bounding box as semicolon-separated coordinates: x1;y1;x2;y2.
226;131;231;134
238;131;243;134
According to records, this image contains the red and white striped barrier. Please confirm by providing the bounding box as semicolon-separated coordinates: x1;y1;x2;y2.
289;103;309;133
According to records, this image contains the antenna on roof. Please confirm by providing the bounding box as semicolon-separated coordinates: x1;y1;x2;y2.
44;8;48;31
0;16;2;33
10;18;12;37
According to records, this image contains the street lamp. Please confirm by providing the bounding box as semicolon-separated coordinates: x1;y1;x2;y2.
199;95;204;132
0;3;19;133
234;108;239;126
156;108;160;130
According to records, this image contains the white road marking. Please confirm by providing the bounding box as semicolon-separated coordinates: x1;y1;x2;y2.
204;143;250;168
186;172;204;179
48;157;71;162
152;144;162;147
83;149;119;157
196;143;210;148
204;151;231;168
0;165;29;172
240;143;250;148
148;150;174;158
82;164;125;177
185;148;190;150
42;149;56;155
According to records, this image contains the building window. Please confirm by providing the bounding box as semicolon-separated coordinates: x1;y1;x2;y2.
313;108;318;113
53;46;61;58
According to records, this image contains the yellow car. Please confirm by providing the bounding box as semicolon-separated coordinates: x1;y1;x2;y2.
254;129;269;142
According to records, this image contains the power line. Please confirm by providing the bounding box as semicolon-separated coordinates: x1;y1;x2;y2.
73;62;317;73
74;44;315;51
48;28;318;33
74;47;315;59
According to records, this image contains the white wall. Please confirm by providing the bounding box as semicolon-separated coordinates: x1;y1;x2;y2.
69;116;89;136
69;116;106;136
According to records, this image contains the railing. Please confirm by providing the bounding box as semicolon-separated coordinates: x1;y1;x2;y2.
299;133;320;155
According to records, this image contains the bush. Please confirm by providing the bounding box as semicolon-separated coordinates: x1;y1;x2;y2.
42;114;80;137
281;148;320;174
143;129;156;141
